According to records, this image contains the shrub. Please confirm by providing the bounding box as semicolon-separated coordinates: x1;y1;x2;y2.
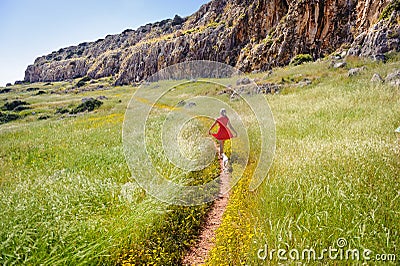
172;15;184;26
122;29;133;34
2;100;30;111
158;18;170;27
26;87;40;92
13;105;30;112
55;107;70;114
38;114;51;120
0;111;20;124
0;88;12;94
77;76;91;88
69;99;103;114
290;54;313;66
262;37;274;48
385;51;400;62
379;0;400;20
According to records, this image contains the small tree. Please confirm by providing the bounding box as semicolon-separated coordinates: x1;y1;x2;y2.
290;54;313;66
172;15;184;26
76;76;91;88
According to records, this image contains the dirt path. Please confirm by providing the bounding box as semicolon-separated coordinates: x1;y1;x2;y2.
182;160;230;266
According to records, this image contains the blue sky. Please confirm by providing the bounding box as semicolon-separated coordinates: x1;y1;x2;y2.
0;0;209;86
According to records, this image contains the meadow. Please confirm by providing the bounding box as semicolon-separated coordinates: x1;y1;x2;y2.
0;77;221;265
0;55;399;265
208;56;400;265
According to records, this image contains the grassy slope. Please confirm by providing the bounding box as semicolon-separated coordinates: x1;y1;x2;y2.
0;79;220;265
208;57;400;265
0;55;399;265
0;82;156;264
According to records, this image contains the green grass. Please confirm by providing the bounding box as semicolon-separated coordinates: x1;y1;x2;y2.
208;56;400;265
379;0;400;20
1;84;138;264
1;55;399;265
0;79;220;264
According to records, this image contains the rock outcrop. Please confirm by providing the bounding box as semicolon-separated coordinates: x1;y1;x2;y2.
24;0;398;85
348;8;400;60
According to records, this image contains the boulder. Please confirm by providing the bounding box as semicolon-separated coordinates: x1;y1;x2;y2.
333;62;347;69
256;83;281;94
96;95;108;100
370;73;384;83
296;78;312;87
348;67;366;77
82;97;95;103
185;102;197;108
385;69;400;86
236;77;251;86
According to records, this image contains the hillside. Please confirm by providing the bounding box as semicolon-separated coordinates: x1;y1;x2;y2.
24;0;399;85
1;0;399;264
1;53;399;265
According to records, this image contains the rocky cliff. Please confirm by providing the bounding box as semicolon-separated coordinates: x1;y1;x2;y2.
24;0;399;85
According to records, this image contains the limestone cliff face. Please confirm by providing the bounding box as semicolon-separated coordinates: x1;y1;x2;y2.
236;0;397;72
349;8;400;58
24;0;397;84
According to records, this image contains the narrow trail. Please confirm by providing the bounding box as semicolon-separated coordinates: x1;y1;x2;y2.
182;159;230;266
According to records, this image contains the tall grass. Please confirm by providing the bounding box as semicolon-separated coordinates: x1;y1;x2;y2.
1;56;399;264
0;85;155;264
0;81;220;264
208;57;400;265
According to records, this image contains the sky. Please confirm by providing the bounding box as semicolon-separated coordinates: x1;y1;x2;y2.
0;0;209;86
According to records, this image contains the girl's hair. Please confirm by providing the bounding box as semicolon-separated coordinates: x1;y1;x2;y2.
220;108;226;116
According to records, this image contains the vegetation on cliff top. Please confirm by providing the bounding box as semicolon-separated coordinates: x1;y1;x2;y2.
379;0;400;20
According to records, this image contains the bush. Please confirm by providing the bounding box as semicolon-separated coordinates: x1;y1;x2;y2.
26;87;40;92
13;105;30;112
76;76;91;88
55;107;70;114
290;54;313;66
2;100;30;111
0;111;20;124
0;88;12;94
69;99;103;114
385;51;400;63
38;114;51;120
379;0;400;20
172;15;184;26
